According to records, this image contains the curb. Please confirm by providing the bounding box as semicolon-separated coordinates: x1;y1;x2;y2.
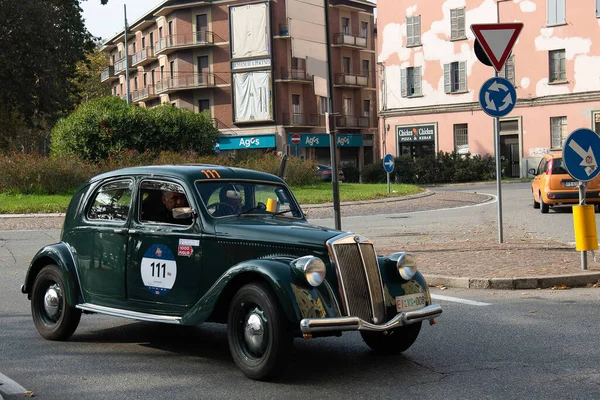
301;189;435;209
423;272;600;290
0;213;66;219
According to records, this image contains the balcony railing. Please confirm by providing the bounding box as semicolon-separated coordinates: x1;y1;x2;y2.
283;113;322;126
100;66;116;82
335;115;370;128
155;31;215;54
335;73;370;87
132;86;157;102
280;67;311;81
156;73;216;93
114;56;133;75
333;33;368;48
131;47;157;66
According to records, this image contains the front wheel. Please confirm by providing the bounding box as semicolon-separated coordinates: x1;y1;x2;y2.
227;282;292;380
31;264;81;341
361;322;422;354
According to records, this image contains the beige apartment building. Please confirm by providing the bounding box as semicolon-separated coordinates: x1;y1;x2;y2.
100;0;377;169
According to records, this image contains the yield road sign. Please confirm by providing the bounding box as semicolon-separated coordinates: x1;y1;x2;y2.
291;134;301;145
479;77;516;118
383;154;395;173
471;23;523;71
563;128;600;181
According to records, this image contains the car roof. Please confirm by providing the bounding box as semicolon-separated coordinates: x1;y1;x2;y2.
89;164;286;185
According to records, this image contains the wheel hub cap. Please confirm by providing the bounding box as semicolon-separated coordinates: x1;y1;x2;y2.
43;284;61;319
243;308;266;356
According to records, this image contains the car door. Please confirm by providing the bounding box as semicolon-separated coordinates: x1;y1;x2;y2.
126;179;203;310
72;178;133;306
532;158;546;201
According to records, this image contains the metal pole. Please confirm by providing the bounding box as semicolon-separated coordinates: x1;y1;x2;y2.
579;181;588;270
124;5;131;105
387;172;390;194
493;69;504;244
324;0;341;230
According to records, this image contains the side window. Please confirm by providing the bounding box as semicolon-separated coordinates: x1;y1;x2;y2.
139;180;192;225
537;159;547;175
87;180;133;221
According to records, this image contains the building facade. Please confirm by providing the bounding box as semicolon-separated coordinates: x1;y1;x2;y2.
376;0;600;177
100;0;377;169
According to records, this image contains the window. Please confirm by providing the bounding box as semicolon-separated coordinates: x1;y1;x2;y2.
343;57;351;74
444;62;466;93
87;180;133;221
597;0;600;18
151;70;156;85
450;8;465;40
132;42;136;54
142;37;146;49
549;50;566;82
133;76;138;90
292;94;301;114
343;97;353;116
401;66;422;97
143;73;147;87
170;61;175;79
453;124;468;154
361;21;368;39
406;15;421;46
363;100;370;117
149;32;154;49
362;60;369;77
551;116;567;148
498;55;515;85
199;99;210;113
139;180;192;226
342;17;350;35
196;14;208;42
547;0;566;25
160;65;165;80
319;96;328;115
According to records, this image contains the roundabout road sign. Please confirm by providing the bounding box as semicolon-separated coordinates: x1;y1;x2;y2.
479;77;516;118
383;154;395;173
563;128;600;182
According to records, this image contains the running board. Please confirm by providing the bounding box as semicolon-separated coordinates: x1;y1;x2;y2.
76;303;182;325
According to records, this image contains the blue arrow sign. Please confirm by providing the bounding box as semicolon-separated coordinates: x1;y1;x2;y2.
563;128;600;182
383;154;395;173
479;77;516;118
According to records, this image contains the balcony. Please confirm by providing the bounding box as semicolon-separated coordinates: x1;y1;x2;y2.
156;73;217;94
334;73;370;88
131;47;158;67
132;86;158;102
100;66;117;83
335;115;370;129
155;31;215;55
333;33;368;49
114;56;135;75
279;67;311;82
283;113;322;127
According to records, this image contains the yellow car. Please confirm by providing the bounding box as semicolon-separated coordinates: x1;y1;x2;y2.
529;152;600;213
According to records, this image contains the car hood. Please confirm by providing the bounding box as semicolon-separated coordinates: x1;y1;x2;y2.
212;217;343;248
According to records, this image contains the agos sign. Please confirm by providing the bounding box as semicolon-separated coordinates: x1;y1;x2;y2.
397;125;436;143
239;137;260;148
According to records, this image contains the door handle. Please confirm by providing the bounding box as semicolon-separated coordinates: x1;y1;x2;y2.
113;228;128;234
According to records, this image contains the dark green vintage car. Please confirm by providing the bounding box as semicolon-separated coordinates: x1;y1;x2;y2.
22;165;442;380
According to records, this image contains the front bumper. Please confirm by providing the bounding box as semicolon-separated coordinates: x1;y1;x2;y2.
300;304;442;334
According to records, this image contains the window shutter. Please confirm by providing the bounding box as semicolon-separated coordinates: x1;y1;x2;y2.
406;17;414;46
547;0;557;25
444;63;451;93
556;0;566;24
597;0;600;17
458;61;466;92
415;15;421;45
457;9;465;38
414;66;422;96
506;56;515;85
450;9;457;39
400;68;407;97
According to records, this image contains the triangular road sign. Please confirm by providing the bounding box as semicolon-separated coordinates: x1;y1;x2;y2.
471;23;523;72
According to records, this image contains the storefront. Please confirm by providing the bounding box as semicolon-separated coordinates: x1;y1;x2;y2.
396;124;436;158
287;133;364;166
216;134;276;157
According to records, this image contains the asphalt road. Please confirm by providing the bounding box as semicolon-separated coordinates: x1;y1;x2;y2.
2;182;600;399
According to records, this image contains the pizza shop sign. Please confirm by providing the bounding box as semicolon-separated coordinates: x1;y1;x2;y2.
397;124;436;142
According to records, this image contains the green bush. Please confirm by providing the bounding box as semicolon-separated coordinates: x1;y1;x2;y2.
361;162;387;183
342;164;360;183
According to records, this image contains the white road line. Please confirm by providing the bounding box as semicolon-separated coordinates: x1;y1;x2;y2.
431;294;492;306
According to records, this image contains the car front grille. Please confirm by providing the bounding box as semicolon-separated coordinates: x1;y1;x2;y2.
328;235;386;324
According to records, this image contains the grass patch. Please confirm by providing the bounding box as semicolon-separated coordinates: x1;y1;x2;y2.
291;182;424;204
0;194;72;214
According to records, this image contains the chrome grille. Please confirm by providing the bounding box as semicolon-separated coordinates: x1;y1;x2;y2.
330;236;385;324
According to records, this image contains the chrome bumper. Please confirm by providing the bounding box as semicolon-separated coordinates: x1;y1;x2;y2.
300;304;442;334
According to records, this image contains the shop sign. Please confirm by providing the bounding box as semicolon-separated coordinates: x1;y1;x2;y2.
231;58;271;71
397;125;435;143
287;134;363;147
217;134;276;150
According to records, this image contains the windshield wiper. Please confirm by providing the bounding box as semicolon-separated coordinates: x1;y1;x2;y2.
237;206;263;216
270;209;295;216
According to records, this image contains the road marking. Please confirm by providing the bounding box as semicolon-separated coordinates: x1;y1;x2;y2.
431;294;492;306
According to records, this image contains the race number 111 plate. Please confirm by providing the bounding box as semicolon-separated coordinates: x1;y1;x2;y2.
396;293;427;312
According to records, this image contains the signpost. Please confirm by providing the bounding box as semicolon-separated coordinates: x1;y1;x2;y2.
471;22;523;244
563;128;600;270
383;154;395;194
291;134;301;156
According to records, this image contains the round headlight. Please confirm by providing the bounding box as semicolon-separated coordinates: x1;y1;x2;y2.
397;253;417;280
292;256;326;287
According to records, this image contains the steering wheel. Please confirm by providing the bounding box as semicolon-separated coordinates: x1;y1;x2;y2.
206;202;237;216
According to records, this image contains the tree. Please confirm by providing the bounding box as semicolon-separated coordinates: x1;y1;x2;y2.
71;42;112;105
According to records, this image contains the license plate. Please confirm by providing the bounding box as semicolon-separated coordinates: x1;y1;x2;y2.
396;293;428;312
563;181;578;187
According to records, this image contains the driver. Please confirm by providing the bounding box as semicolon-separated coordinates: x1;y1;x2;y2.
213;185;243;217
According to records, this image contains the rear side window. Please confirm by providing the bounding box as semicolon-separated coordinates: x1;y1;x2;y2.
87;180;133;221
537;159;547;175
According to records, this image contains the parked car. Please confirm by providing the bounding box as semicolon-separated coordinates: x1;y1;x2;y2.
316;164;345;182
22;165;441;380
529;152;600;213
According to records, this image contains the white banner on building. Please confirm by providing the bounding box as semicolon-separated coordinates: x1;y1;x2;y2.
233;71;272;122
230;3;270;59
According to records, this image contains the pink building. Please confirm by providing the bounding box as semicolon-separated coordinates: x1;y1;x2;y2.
376;0;600;177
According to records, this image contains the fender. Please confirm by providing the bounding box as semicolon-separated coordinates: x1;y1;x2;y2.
22;242;81;306
181;258;341;326
377;255;433;304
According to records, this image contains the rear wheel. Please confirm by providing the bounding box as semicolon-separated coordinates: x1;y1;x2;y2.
361;322;422;354
595;204;600;214
532;191;540;209
540;193;549;214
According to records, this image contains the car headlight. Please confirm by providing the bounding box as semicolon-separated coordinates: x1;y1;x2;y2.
292;256;326;287
396;252;418;280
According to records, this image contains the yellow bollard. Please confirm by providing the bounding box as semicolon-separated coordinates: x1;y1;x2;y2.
266;198;277;213
573;205;598;251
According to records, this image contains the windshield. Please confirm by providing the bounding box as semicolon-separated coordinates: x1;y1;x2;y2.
196;181;303;219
